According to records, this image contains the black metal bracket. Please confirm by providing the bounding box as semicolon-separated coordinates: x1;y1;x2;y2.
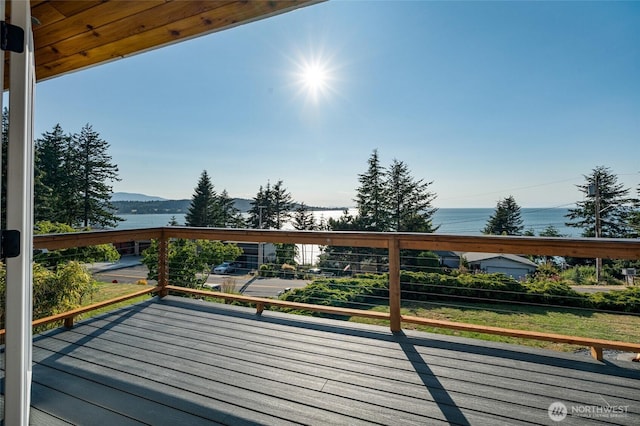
1;230;21;259
1;21;25;53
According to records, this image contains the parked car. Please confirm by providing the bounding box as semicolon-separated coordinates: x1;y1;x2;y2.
213;261;240;274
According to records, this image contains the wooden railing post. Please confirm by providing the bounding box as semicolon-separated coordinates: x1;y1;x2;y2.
158;230;169;297
389;236;402;332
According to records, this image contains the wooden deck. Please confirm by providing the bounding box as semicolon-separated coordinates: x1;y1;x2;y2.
2;296;640;425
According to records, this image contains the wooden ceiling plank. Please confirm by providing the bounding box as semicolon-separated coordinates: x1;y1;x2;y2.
47;1;106;18
36;1;312;80
35;0;236;66
34;1;167;49
31;2;67;28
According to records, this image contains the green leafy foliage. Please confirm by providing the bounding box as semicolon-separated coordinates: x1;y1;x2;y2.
142;239;242;289
33;221;120;267
0;261;96;329
281;271;640;315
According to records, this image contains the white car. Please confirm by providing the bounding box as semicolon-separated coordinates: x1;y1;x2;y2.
213;262;239;274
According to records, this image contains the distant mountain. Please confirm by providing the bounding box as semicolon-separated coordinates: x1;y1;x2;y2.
111;192;167;202
110;192;346;214
112;197;254;214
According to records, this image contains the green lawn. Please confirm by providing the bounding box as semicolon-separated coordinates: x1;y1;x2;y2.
74;282;154;320
351;302;640;352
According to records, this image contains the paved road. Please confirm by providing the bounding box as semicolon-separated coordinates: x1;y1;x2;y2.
92;260;310;297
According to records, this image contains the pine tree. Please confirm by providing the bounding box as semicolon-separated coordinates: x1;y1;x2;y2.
185;170;221;227
565;166;634;238
248;180;293;230
293;202;316;266
271;180;293;229
218;189;244;228
385;159;438;232
70;124;122;228
292;203;316;231
248;185;270;229
483;196;524;235
34;124;69;222
631;185;640;238
355;149;388;231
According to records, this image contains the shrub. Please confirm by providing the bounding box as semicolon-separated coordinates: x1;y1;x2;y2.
280;263;296;279
259;263;277;278
221;277;237;293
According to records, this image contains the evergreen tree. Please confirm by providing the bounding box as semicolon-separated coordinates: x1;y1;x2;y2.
34;124;69;222
70;124;122;228
247;185;271;229
483;196;524;235
185;170;222;227
384;159;438;232
293;203;316;265
565;166;634;238
248;180;293;230
218;189;244;228
57;135;84;226
292;203;316;231
631;185;640;238
354;149;388;231
271;180;293;229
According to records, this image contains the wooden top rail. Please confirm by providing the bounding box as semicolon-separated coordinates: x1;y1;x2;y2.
401;315;640;353
165;286;391;320
0;286;160;336
33;226;640;260
31;285;159;327
166;286;640;358
34;228;163;250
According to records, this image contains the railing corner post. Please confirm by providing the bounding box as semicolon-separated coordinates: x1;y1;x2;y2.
63;317;74;329
158;229;169;297
389;236;402;333
590;346;603;361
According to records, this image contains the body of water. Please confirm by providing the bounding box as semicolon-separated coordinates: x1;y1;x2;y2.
116;208;576;237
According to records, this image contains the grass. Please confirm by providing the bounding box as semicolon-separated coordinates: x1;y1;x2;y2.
50;281;155;328
350;301;640;352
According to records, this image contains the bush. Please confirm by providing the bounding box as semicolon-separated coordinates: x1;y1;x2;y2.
280;263;296;279
0;261;97;329
259;263;277;278
588;287;640;313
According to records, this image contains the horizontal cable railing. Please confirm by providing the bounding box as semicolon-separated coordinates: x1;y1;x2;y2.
5;226;636;360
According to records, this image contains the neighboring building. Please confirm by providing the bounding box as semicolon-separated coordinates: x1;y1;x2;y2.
461;252;538;280
432;251;462;268
236;242;276;269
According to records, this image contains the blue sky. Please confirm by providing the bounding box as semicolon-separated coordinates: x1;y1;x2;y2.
34;1;639;208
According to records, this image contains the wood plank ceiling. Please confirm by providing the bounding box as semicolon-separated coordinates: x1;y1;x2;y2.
4;0;319;87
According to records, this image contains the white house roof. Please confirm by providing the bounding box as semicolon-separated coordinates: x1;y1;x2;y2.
461;252;538;268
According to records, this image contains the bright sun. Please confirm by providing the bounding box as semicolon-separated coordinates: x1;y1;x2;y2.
295;58;333;103
302;64;328;91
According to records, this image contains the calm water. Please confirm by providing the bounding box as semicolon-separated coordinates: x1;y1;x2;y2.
116;208;575;237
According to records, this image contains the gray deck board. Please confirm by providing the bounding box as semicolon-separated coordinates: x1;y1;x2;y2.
1;295;639;425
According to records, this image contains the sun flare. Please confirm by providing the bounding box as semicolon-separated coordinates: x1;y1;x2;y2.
302;64;328;91
294;57;334;103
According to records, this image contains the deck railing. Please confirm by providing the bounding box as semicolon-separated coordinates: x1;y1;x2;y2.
23;227;640;360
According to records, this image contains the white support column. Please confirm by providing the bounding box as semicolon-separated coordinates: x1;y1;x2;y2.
5;1;35;424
